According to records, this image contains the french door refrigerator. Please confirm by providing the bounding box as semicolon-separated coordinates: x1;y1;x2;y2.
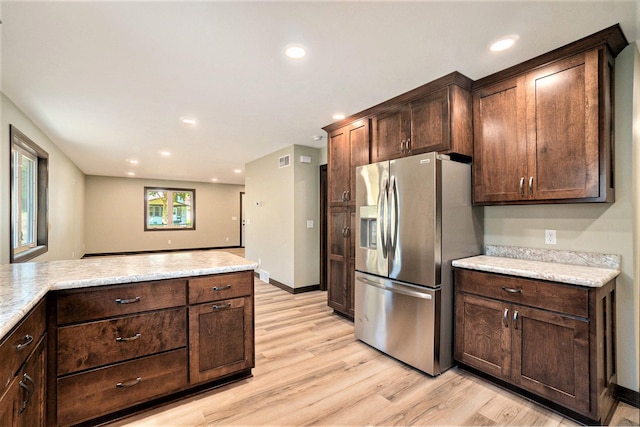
354;151;482;375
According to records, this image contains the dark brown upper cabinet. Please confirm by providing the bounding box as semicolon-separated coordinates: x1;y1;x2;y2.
370;73;473;162
473;24;627;205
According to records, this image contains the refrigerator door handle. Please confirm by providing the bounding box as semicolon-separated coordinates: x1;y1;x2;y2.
389;176;399;253
378;177;388;258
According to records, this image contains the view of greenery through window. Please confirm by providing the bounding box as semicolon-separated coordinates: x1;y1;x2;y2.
145;187;195;230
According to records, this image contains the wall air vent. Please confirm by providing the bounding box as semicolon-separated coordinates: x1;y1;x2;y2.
279;154;291;168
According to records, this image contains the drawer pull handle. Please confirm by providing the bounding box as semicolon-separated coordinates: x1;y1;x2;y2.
501;287;522;294
213;303;232;310
212;285;232;291
513;310;519;330
116;377;142;388
115;296;141;304
503;308;509;328
116;333;141;342
16;334;34;351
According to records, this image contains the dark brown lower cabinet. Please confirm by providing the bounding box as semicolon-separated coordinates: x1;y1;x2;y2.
189;296;254;384
454;268;616;424
51;271;255;426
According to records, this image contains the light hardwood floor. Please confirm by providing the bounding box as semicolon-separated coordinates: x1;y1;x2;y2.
111;279;639;427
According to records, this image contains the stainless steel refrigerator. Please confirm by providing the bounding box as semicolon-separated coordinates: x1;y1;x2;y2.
354;151;482;375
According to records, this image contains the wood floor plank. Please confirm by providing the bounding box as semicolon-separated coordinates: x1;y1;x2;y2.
109;279;637;426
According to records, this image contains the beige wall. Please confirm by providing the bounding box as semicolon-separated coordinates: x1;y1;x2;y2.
84;176;244;254
484;43;639;392
245;144;321;289
0;93;86;264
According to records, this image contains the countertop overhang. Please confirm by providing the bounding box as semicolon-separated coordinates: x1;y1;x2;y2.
0;251;258;338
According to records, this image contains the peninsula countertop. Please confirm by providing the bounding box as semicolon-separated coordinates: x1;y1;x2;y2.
452;245;621;288
0;251;258;339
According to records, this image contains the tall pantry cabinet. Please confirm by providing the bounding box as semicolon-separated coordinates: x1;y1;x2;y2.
325;120;370;316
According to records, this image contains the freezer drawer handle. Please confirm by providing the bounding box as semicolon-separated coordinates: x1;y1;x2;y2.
356;276;434;300
501;286;522;294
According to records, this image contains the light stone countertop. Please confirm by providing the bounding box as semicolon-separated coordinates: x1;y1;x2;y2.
452;246;620;288
0;251;258;339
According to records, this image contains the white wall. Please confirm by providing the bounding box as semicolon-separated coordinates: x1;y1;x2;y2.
245;144;321;289
0;93;86;264
483;43;639;392
84;176;244;254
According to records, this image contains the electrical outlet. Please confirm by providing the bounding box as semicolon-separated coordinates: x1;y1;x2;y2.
545;229;557;245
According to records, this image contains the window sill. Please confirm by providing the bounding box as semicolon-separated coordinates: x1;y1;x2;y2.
12;245;48;263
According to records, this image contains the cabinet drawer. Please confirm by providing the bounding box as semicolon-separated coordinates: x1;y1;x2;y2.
57;279;187;324
189;271;253;304
0;299;46;396
57;308;187;375
57;348;188;426
455;269;588;318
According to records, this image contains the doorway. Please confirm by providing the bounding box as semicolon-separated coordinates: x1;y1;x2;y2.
320;164;327;291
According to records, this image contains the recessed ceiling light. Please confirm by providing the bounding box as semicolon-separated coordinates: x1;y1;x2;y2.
127;159;139;165
284;45;306;59
160;151;171;157
332;113;346;120
490;34;520;52
211;178;218;182
127;172;135;176
233;169;242;174
180;117;197;125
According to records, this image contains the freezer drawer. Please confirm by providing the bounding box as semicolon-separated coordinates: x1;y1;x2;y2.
354;272;441;375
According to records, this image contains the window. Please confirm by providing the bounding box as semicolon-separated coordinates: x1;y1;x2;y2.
144;187;195;230
10;125;49;263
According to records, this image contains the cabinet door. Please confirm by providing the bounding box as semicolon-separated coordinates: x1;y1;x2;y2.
327;208;349;315
349;120;370;206
409;87;450;154
473;76;527;203
189;296;254;384
15;335;46;427
0;376;17;426
328;127;349;206
511;304;590;414
371;106;408;162
454;293;511;379
526;50;600;200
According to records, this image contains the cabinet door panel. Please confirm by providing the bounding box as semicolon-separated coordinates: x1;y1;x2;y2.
410;88;450;154
189;297;254;384
328;128;349;205
372;107;406;162
15;335;46;427
527;51;600;200
349;120;370;204
454;293;510;379
473;77;527;203
512;305;589;413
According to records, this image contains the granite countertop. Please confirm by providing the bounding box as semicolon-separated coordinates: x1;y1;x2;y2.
452;245;620;288
0;251;258;339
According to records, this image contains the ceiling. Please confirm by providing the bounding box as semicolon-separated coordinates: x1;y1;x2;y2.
1;1;638;185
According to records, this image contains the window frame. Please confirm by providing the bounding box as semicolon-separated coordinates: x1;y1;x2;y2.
144;187;196;231
10;125;49;263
